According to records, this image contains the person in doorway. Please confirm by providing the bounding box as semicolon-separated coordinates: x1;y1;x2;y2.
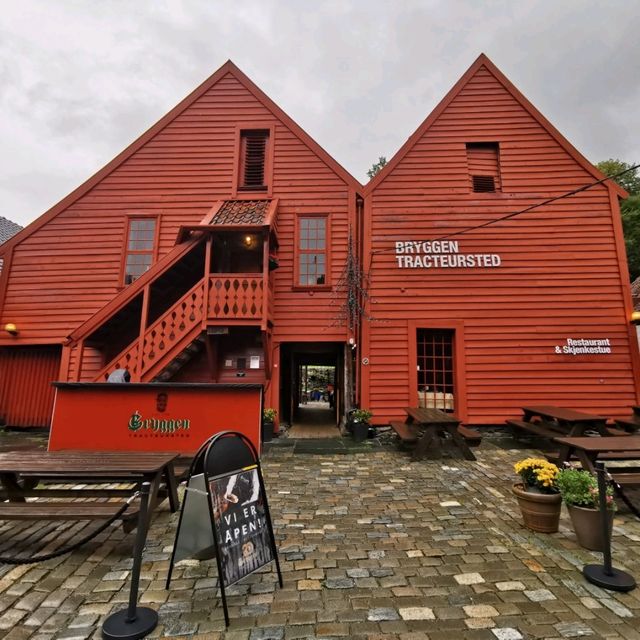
327;383;335;408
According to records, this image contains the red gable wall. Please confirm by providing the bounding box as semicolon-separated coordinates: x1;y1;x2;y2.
362;60;639;424
0;67;356;347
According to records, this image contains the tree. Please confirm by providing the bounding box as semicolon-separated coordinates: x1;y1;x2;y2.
596;159;640;281
621;195;640;281
367;156;387;180
596;159;640;195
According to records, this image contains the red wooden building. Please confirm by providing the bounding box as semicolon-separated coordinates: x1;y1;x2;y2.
0;54;638;433
0;61;360;431
360;54;640;425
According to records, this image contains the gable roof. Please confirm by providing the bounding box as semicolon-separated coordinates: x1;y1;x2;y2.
212;200;271;225
0;216;22;246
0;61;362;257
362;53;627;200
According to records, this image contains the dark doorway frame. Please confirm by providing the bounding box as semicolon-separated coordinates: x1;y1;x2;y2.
279;342;344;427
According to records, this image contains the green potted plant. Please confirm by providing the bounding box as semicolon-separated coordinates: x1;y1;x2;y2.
512;458;562;533
351;409;372;442
262;408;277;443
557;468;615;551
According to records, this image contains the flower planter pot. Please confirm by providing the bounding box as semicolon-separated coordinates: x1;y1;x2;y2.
567;504;614;551
262;420;274;443
512;483;562;533
352;422;369;442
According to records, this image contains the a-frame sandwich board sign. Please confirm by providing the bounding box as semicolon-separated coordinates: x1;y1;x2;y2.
166;431;282;626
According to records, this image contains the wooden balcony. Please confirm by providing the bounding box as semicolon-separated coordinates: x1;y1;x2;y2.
207;274;271;328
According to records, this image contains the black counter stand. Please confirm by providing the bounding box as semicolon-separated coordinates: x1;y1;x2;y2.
583;461;636;592
103;482;159;639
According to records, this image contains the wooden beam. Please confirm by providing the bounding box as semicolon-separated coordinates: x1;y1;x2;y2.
205;333;218;382
262;330;271;380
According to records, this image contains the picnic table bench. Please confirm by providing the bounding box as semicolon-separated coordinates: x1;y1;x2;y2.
508;405;627;440
0;451;180;532
615;406;640;433
390;407;480;461
553;436;640;486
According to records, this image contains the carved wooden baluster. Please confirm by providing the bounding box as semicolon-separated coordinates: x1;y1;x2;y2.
239;278;248;316
213;278;222;317
189;290;198;322
223;278;231;317
169;310;177;342
159;319;169;354
250;278;257;317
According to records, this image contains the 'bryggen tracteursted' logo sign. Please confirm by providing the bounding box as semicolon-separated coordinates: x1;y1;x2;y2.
128;411;191;434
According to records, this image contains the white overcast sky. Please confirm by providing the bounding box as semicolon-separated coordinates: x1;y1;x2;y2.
1;0;639;226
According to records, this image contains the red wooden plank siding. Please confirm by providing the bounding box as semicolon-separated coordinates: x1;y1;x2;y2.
363;63;639;425
0;71;351;347
0;346;60;427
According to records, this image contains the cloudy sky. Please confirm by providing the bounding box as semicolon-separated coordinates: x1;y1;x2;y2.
1;0;639;226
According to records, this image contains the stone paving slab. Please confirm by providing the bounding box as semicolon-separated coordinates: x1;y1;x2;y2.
1;442;640;639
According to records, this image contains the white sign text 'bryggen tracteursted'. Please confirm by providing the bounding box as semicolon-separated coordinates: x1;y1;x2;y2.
394;241;501;269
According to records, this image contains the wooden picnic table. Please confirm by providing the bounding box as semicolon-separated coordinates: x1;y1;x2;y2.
508;406;628;444
522;405;611;435
0;450;180;531
404;407;476;461
553;436;640;487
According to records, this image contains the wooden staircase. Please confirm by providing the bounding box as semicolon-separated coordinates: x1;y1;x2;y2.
154;335;206;382
63;227;274;384
94;278;206;383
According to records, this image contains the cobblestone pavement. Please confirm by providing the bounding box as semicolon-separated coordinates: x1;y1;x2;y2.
1;443;640;639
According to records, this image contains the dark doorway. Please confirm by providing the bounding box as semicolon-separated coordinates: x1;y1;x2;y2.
279;342;343;437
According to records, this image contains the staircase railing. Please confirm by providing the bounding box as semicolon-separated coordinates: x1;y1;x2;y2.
94;279;205;382
207;275;265;322
94;273;272;382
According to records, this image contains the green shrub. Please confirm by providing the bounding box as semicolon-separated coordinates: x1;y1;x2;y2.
557;468;614;509
263;408;277;422
351;409;372;423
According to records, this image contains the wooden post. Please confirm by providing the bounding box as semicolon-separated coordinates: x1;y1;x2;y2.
202;235;212;328
262;232;269;331
135;285;150;382
74;341;84;382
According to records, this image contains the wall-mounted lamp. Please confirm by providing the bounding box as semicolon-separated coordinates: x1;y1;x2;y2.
4;323;18;336
631;310;640;325
243;235;255;248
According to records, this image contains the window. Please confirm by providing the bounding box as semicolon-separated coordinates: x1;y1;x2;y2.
297;217;327;286
124;218;156;284
239;130;269;191
466;142;501;193
417;329;455;412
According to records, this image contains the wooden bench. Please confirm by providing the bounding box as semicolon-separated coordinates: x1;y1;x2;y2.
0;501;128;520
457;425;482;447
390;422;481;447
389;422;419;443
608;472;640;486
507;419;563;440
615;407;640;433
547;450;640;465
604;425;631;437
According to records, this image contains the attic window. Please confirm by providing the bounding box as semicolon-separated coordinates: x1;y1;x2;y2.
239;130;269;191
472;175;496;193
466;142;501;193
